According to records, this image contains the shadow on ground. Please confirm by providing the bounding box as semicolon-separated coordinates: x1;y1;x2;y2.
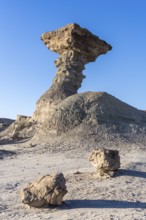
0;149;16;159
116;169;146;179
0;137;31;146
64;200;146;209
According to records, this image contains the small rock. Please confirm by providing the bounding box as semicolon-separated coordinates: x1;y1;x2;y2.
89;148;120;178
20;173;67;207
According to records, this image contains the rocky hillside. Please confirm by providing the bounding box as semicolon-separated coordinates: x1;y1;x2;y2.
0;118;14;132
0;115;37;141
32;92;146;151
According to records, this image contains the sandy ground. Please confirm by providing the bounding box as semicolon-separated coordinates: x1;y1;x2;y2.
0;143;146;220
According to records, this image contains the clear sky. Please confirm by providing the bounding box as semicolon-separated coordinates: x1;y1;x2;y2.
0;0;146;119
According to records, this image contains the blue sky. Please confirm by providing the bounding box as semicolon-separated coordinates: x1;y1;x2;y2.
0;0;146;119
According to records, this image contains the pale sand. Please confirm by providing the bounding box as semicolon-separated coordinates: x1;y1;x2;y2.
0;144;146;220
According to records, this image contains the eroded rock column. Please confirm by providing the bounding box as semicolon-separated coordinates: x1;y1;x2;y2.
52;51;85;98
33;23;112;122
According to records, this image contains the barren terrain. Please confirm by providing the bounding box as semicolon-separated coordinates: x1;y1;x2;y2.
0;143;146;220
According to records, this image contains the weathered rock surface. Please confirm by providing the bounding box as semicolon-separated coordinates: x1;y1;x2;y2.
33;23;111;122
0;115;37;141
89;148;120;178
0;118;14;132
20;173;67;207
32;92;146;150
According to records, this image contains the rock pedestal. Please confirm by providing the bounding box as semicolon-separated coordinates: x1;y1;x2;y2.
20;173;67;207
33;23;112;122
89;148;120;178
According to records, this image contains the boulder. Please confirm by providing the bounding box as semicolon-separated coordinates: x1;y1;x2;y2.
20;173;67;207
89;148;120;178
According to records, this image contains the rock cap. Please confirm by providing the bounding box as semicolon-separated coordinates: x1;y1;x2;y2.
41;23;112;63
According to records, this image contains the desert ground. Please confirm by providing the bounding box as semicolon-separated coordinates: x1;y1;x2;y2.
0;142;146;220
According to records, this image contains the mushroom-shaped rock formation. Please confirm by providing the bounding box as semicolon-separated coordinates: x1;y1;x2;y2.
33;23;112;122
20;173;67;208
89;148;120;178
2;24;146;147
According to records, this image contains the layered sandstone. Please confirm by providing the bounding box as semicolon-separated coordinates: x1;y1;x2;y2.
33;23;112;122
